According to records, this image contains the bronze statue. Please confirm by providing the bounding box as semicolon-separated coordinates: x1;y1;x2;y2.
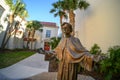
53;22;94;80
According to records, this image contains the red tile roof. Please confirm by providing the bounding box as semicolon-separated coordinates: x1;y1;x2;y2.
40;22;58;28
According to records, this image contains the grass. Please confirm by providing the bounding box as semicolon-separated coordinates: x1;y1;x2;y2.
0;50;35;69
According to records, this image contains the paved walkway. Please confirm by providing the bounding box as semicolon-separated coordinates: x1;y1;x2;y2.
0;53;95;80
25;72;95;80
0;53;49;80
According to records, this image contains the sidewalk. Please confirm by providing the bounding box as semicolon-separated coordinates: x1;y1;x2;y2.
0;53;49;80
25;72;95;80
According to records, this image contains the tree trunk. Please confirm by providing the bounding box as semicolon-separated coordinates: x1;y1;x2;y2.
1;21;14;49
1;22;10;50
60;16;64;37
9;14;14;24
31;30;35;50
69;10;75;36
2;21;14;49
26;30;30;49
1;14;15;50
2;35;11;49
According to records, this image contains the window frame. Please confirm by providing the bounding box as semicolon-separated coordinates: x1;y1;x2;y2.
46;30;51;38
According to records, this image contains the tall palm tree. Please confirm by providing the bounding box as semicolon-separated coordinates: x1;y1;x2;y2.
1;0;28;49
50;0;68;37
26;20;43;49
50;1;68;25
62;0;89;35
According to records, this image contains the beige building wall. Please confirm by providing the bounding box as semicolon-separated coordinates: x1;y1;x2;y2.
75;0;120;52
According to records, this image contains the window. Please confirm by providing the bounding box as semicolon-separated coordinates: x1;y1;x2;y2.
46;30;51;38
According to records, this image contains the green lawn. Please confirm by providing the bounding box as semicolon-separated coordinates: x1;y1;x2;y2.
0;50;35;69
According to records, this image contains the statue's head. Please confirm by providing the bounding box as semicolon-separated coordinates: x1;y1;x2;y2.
61;22;73;37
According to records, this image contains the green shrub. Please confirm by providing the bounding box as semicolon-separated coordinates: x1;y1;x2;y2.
89;44;103;72
49;37;61;50
100;45;120;80
90;43;101;54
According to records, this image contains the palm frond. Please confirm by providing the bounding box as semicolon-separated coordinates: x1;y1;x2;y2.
5;0;13;9
50;9;56;13
26;20;43;30
78;0;89;10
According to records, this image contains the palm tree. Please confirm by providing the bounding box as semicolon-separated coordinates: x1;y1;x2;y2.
50;1;68;25
5;0;28;24
26;20;43;49
62;0;89;35
50;0;68;37
1;0;28;49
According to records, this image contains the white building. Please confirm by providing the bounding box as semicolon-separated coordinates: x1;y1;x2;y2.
40;22;59;51
24;21;59;50
75;0;120;53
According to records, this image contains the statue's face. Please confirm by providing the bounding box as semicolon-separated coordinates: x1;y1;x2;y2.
62;24;71;36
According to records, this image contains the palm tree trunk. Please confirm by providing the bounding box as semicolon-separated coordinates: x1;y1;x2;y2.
2;34;11;49
60;16;64;37
31;30;35;50
1;14;15;49
26;31;30;49
60;16;62;25
1;22;10;49
9;14;14;24
69;10;75;36
1;22;15;49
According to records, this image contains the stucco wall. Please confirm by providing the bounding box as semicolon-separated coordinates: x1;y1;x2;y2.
75;0;120;52
42;27;58;39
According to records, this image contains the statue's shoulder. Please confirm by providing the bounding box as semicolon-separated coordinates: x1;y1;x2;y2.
70;36;80;41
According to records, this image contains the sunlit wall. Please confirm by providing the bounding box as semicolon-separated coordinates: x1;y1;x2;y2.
75;0;120;52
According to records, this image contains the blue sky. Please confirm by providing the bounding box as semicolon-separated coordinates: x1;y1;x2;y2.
24;0;60;26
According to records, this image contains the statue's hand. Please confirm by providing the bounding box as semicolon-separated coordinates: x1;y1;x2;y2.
93;54;107;62
45;50;56;55
46;51;59;61
93;55;101;62
37;48;45;54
